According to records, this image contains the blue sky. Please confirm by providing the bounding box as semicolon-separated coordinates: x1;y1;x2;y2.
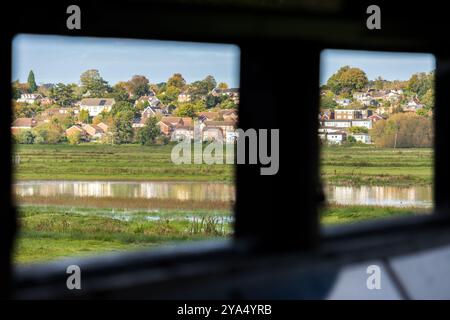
320;49;435;85
12;34;241;87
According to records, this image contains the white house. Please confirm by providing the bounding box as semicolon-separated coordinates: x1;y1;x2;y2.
335;98;352;107
80;98;115;117
171;126;194;141
351;119;373;129
17;93;42;104
405;99;424;111
319;132;347;145
351;133;372;144
178;92;192;103
322;120;352;128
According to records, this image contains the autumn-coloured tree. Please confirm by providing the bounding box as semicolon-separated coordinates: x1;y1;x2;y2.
370;113;433;148
327;66;369;95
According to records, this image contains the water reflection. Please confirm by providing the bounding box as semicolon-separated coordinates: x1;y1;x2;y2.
15;180;235;202
324;185;432;208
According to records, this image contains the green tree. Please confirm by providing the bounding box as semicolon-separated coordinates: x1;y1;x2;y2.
188;75;217;99
67;130;82;145
110;101;134;116
348;126;368;134
50;83;76;107
78;109;90;123
158;85;181;105
27;70;37;93
174;103;196;117
127;75;150;97
16;130;35;144
111;111;134;144
33;123;63;144
136;117;161;145
327;66;368;95
320;93;337;109
421;88;434;109
110;82;130;102
80;69;110;97
407;72;434;98
167;73;186;89
12;80;22;99
217;82;229;89
217;97;237;109
174;101;206;117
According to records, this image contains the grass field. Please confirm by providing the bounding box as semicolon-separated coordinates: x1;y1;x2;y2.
14;144;432;185
12;144;433;264
321;145;433;186
15;205;232;264
14;204;423;263
13;143;234;181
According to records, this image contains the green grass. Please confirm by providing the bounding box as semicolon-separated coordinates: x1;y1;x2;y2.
15;205;232;264
13;143;234;181
12;144;434;264
320;204;428;224
321;145;433;186
14;203;427;264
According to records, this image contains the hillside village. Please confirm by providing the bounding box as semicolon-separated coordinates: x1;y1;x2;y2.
318;66;434;146
11;70;239;145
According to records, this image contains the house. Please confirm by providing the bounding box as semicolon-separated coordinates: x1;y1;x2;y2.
219;109;238;121
368;114;385;123
39;108;72;120
353;92;374;106
141;106;165;119
11;118;37;133
404;98;424;112
17;93;42;104
319;131;347;145
181;117;193;127
198;112;220;122
334;109;357;120
351;133;372;144
335;98;351;107
320;119;372;129
40;97;55;106
211;88;240;104
351;119;373;129
132;116;146;128
386;90;402;102
65;125;87;139
202;127;224;142
157;117;184;135
171;126;194;141
135;95;161;108
178;92;192;103
318;127;342;134
201;120;237;143
82;124;105;139
321;119;352;128
97;122;109;132
319;109;335;121
80;98;115;117
368;99;380;107
335;109;372;120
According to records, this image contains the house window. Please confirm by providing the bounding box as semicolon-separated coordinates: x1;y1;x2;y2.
319;49;435;227
11;34;240;265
